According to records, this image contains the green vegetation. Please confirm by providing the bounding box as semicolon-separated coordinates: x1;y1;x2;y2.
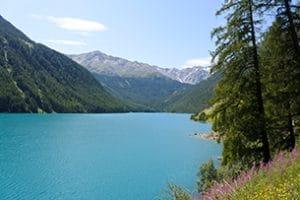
228;152;300;200
199;0;300;167
0;15;128;113
166;0;300;199
161;73;222;113
161;72;221;113
209;0;272;165
156;184;192;200
196;0;300;198
0;14;221;114
202;146;300;199
227;149;300;200
93;73;190;111
70;51;213;113
260;15;300;152
196;159;218;193
93;72;221;113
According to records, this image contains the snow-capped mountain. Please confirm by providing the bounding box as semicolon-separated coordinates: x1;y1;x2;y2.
157;66;210;85
69;51;210;85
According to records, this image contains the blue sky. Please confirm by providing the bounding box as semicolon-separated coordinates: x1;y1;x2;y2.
1;0;224;68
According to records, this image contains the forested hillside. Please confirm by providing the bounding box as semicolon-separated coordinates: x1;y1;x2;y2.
0;15;128;113
93;73;190;110
69;51;211;112
161;72;221;113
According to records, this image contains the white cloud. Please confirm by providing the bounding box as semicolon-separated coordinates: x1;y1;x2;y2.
31;14;107;32
48;39;87;46
183;57;212;68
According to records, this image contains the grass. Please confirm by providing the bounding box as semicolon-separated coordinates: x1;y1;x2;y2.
200;147;300;200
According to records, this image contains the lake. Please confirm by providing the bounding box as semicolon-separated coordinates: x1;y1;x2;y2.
0;113;221;200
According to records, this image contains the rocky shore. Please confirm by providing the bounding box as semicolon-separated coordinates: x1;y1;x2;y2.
190;131;220;141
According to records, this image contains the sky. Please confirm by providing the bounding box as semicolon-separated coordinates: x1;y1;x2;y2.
0;0;224;68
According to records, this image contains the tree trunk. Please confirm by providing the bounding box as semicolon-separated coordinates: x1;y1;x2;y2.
286;100;296;150
248;0;271;163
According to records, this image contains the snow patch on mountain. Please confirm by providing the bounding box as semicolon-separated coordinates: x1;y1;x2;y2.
69;51;211;85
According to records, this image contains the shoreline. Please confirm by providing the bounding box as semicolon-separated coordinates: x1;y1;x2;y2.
189;131;220;141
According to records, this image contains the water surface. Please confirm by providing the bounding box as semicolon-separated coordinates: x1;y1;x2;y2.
0;113;221;200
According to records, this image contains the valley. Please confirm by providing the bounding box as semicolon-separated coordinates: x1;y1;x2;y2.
69;51;217;112
0;14;219;114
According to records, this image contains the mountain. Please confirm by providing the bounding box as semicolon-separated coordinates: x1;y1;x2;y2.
69;51;162;78
157;66;210;85
160;72;222;113
0;15;128;113
69;51;210;110
92;73;189;110
69;51;196;109
69;51;209;85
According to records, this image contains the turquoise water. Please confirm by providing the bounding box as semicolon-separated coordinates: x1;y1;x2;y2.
0;113;221;200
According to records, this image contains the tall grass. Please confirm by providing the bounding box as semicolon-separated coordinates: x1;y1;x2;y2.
198;148;300;200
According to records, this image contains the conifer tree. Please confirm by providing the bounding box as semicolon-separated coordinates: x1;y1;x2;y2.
209;0;271;166
260;5;300;151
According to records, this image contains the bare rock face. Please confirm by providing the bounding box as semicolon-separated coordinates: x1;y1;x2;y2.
156;66;210;85
69;51;210;85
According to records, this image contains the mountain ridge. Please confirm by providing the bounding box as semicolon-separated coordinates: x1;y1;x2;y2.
69;50;215;112
0;14;217;113
69;50;210;85
160;72;222;113
157;66;210;85
0;15;128;113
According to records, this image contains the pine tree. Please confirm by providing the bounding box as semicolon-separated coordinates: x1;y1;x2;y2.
260;7;300;151
258;0;300;55
280;0;300;55
209;0;271;166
